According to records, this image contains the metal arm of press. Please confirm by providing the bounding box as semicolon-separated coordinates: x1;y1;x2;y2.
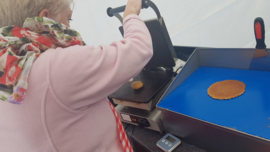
107;0;161;24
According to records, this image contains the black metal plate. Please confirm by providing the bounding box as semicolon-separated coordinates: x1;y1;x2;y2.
109;70;174;103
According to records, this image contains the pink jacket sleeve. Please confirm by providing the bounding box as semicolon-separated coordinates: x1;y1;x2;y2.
48;15;153;111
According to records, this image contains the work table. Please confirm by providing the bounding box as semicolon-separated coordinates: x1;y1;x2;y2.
124;123;207;152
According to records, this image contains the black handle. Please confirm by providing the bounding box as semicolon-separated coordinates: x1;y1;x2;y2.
254;17;266;49
107;0;149;17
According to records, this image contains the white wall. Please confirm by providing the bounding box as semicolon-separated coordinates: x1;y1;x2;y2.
71;0;270;48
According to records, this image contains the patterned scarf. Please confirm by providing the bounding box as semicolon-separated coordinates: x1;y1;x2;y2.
0;17;84;104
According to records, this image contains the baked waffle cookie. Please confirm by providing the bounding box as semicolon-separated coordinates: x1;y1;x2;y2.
131;81;144;90
208;80;246;100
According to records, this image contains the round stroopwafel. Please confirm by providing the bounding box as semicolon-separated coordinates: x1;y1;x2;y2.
208;80;246;100
131;81;143;90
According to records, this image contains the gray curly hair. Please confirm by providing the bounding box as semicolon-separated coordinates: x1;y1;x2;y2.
0;0;73;28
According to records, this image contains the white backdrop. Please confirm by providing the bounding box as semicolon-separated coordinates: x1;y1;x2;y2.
71;0;270;48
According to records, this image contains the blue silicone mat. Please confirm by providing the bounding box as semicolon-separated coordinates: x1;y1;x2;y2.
158;66;270;139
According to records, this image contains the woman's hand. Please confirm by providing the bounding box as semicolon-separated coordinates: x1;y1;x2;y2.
123;0;142;19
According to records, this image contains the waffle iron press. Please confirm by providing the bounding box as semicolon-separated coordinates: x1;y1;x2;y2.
107;0;177;133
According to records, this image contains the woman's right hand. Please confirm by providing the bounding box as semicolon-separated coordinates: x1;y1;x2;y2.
123;0;142;19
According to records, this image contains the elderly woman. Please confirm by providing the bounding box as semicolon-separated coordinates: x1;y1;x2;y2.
0;0;153;152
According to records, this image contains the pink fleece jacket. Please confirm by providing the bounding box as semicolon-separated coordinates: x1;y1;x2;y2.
0;15;153;152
